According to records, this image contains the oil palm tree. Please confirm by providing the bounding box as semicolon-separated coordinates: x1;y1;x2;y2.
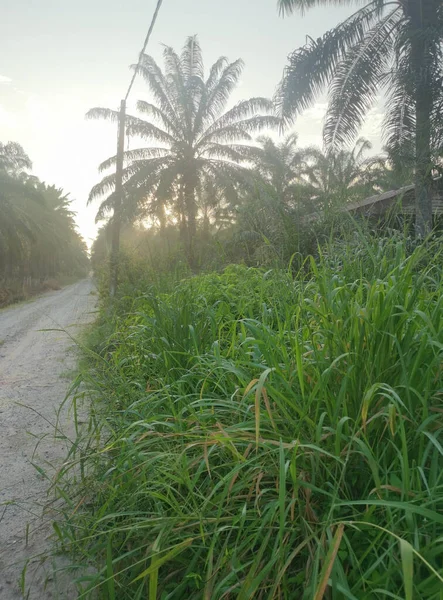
0;144;88;284
0;174;42;279
302;138;384;210
232;134;309;263
0;142;32;175
276;0;443;234
88;36;280;266
253;133;309;208
32;184;88;277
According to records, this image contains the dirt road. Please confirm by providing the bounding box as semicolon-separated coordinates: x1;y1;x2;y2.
0;279;96;599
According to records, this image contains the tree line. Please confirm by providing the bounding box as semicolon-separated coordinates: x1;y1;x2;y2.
0;141;89;289
89;0;443;279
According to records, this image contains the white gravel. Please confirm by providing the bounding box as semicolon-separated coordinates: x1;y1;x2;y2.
0;279;96;599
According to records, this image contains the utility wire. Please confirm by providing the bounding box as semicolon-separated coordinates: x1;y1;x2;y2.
124;0;164;102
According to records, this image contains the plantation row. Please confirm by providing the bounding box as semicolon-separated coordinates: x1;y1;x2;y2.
57;231;443;599
0;142;89;306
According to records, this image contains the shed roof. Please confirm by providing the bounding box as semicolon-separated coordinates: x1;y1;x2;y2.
346;185;415;213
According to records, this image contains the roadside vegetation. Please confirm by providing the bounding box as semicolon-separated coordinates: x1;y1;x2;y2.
50;1;443;598
58;229;443;599
0;142;89;306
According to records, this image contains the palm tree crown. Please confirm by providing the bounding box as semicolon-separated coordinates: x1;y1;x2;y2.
302;138;383;209
276;0;441;150
276;0;443;232
253;133;307;204
0;142;32;175
0;143;88;282
88;36;280;263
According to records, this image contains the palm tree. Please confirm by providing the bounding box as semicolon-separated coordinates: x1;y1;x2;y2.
276;0;443;235
230;134;308;264
32;184;89;278
0;142;32;175
88;36;279;267
0;173;42;279
302;138;384;210
253;133;309;208
0;144;88;286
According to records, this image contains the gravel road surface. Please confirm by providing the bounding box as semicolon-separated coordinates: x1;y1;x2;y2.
0;279;96;599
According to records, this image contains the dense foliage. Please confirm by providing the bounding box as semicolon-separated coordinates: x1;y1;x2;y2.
56;231;443;599
277;0;443;233
89;130;407;281
0;141;89;305
87;36;417;279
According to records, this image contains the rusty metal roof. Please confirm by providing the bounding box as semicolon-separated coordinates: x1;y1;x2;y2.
302;183;443;224
346;185;415;212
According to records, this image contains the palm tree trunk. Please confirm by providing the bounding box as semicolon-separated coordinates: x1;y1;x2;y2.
202;205;210;241
410;0;434;236
183;175;197;269
158;205;167;235
176;183;186;247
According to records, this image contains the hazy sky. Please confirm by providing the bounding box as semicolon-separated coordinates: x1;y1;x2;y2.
1;0;383;246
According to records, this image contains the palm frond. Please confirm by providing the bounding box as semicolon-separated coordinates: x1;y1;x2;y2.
94;193;118;222
0;141;32;173
162;44;197;137
275;2;388;124
88;173;117;203
99;147;170;173
136;100;181;136
87;108;174;145
196;59;245;133
88;160;153;203
198;115;280;146
202;143;262;163
86;107;120;122
201;97;276;138
324;8;401;148
155;165;182;201
124;117;176;145
383;49;415;163
352;137;372;163
278;0;372;17
136;54;181;129
205;56;229;92
181;35;204;80
92;157;174;216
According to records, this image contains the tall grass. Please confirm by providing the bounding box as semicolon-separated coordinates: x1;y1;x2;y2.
55;231;443;599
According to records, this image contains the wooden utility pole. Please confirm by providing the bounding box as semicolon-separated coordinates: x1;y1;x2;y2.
109;99;126;297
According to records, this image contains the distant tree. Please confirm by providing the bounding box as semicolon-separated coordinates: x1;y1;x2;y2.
88;35;279;267
0;172;43;279
253;133;309;209
276;0;443;235
0;141;32;175
301;138;384;210
31;184;89;278
0;143;88;283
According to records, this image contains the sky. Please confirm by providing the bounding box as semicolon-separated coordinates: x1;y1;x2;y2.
1;0;384;247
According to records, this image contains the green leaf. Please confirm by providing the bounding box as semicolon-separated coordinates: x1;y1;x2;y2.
132;538;193;584
400;538;413;600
